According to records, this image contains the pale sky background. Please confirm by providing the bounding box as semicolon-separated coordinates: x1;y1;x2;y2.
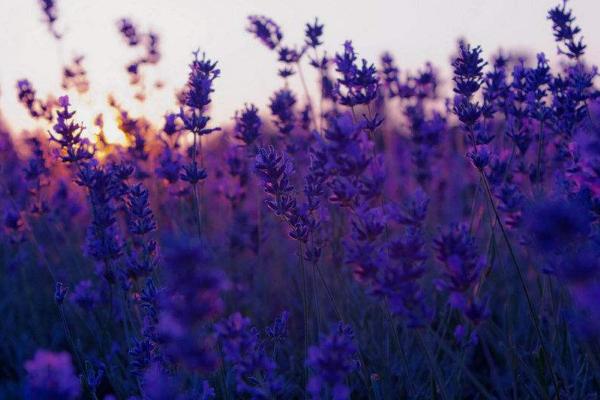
0;0;599;138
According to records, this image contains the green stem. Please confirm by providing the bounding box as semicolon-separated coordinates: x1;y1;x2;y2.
480;173;560;398
296;61;319;132
416;332;448;400
428;327;496;400
298;242;309;399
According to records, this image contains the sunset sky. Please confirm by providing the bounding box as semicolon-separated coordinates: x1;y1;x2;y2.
1;0;599;136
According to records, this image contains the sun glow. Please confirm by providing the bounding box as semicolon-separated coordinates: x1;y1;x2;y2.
68;97;128;146
98;108;128;146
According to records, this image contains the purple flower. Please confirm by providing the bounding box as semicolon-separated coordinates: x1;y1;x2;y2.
434;224;488;325
162;113;179;136
118;18;140;46
384;234;429;318
3;209;23;232
156;238;228;372
390;189;430;227
38;0;61;39
328;176;359;209
483;53;509;111
141;362;215;400
255;146;295;217
49;95;94;163
179;51;221;138
525;53;552;119
23;138;49;184
180;161;208;184
141;363;179;399
126;183;156;236
24;350;81;400
234;104;262;146
80;165;123;268
372;192;432;326
495;183;525;227
525;197;591;251
549;63;597;138
305;18;324;48
452;41;487;98
505;116;532;154
54;282;68;304
324;114;370;177
553;245;600;285
266;310;290;342
128;337;158;377
278;46;302;65
414;62;439;99
127;240;158;279
434;224;486;294
62;56;89;94
155;146;182;184
269;88;296;135
350;206;386;243
453;94;482;127
247;15;283;50
70;279;100;310
307;322;358;400
380;52;400;97
216;312;285;398
184;51;219;112
334;41;379;106
547;0;586;59
304;162;326;211
467;145;491;170
17;79;52;121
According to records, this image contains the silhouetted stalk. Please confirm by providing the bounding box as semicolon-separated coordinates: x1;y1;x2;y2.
314;263;342;321
296;61;319;131
191;131;203;239
312;47;325;132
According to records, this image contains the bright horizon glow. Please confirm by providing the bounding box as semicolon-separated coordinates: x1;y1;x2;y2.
1;0;599;136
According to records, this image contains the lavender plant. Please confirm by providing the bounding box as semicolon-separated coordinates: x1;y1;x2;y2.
2;1;600;399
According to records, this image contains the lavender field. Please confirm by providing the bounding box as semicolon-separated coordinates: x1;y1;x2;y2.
1;0;600;399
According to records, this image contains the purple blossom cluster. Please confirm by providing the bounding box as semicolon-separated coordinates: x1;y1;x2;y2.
2;1;600;398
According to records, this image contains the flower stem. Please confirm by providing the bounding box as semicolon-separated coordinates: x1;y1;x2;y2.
480;173;560;399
